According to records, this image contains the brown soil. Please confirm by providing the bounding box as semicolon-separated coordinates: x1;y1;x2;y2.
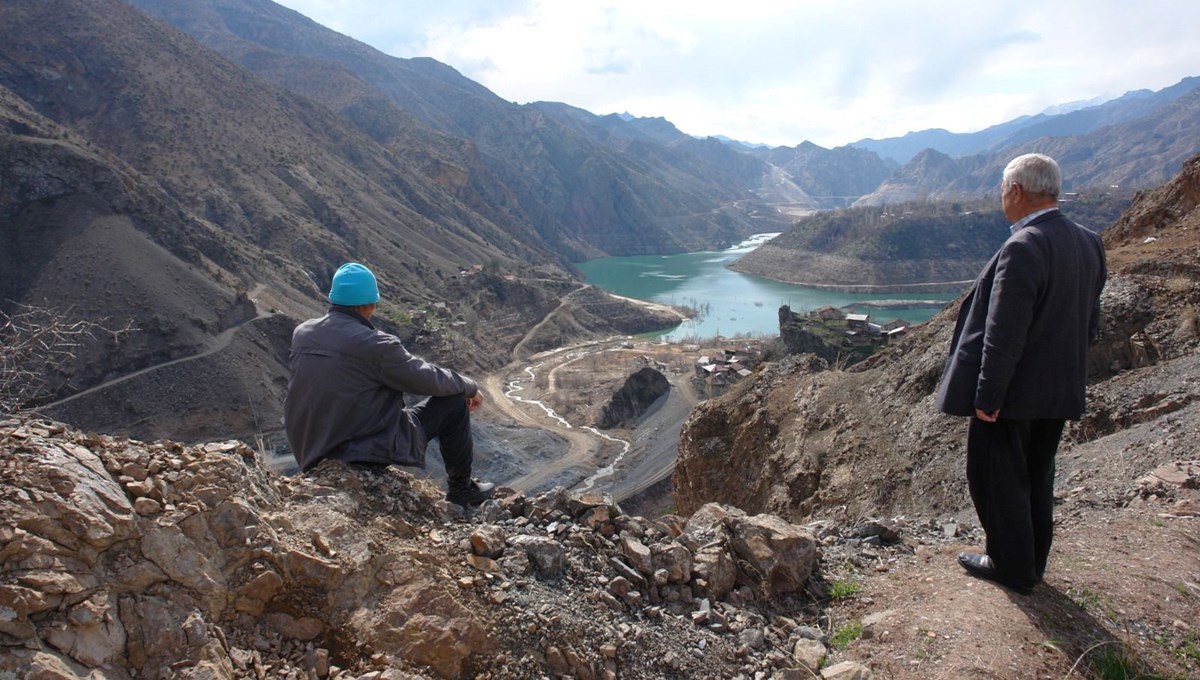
822;500;1200;679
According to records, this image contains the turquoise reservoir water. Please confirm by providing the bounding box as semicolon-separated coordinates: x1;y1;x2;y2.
577;234;960;341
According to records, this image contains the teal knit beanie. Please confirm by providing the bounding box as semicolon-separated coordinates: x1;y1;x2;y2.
328;263;379;306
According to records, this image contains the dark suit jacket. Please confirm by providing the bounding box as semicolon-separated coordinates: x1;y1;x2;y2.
935;209;1106;420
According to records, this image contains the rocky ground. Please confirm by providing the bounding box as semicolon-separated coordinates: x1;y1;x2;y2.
4;414;1195;680
2;417;866;680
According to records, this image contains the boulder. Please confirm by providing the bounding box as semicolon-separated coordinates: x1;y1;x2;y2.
728;514;818;595
650;542;693;584
470;525;507;559
620;535;654;575
352;576;494;679
509;535;567;578
597;367;670;429
793;637;828;673
682;502;744;542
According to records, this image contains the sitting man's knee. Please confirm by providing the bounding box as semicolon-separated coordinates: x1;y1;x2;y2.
433;393;469;416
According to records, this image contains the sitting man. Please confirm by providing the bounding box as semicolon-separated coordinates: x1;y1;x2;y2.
284;262;495;506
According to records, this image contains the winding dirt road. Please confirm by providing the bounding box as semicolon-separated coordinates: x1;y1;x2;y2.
481;336;700;500
40;285;274;411
482;336;635;492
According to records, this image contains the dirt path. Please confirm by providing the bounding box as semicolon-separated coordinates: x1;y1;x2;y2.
605;376;701;501
823;503;1200;679
509;284;588;360
40;285;273;410
480;369;604;493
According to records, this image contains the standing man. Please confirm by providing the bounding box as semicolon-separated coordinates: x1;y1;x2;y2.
284;262;495;507
935;153;1106;594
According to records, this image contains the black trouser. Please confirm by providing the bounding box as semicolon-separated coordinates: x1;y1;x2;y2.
411;394;474;487
966;417;1065;588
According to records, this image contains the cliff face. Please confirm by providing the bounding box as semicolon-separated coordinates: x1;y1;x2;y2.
597;368;670;430
676;153;1200;522
777;306;841;364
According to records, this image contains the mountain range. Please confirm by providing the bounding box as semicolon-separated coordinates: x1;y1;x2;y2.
853;84;1200;206
850;76;1200;165
2;0;1199;440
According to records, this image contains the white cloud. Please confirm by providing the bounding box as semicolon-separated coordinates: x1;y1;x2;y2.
275;0;1200;147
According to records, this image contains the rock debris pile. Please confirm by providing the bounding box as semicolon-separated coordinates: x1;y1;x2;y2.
1;418;881;679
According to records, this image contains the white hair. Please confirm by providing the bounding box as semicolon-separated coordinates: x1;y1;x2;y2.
1002;153;1061;198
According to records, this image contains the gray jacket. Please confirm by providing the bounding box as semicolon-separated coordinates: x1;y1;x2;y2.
284;307;478;471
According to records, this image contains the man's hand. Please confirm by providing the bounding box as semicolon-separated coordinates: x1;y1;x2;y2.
975;408;1000;422
467;391;484;412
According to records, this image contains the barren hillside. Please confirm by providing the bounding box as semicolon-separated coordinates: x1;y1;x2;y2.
670;153;1200;678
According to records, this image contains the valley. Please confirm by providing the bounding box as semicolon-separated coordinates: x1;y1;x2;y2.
4;1;1200;677
479;337;711;502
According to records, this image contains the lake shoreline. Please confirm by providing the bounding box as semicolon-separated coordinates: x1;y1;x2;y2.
578;235;957;340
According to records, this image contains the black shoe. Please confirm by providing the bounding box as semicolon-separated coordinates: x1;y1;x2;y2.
957;552;1034;595
446;479;496;507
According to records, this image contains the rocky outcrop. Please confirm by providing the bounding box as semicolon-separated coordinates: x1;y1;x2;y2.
597;367;671;429
1105;153;1200;247
778;306;841;363
0;418;844;679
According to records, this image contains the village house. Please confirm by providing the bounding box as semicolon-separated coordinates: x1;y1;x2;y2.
693;346;760;397
810;305;844;321
704;371;731;397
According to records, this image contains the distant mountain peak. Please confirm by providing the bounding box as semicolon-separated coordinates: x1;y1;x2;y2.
1039;93;1117;116
710;134;772;150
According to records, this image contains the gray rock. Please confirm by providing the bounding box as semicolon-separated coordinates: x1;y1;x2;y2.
738;627;766;649
509;535;566;578
728;514;818;596
793;637;827;673
821;660;874;679
855;519;900;543
795;625;829;643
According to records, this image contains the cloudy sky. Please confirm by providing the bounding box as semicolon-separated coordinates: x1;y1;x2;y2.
273;0;1200;148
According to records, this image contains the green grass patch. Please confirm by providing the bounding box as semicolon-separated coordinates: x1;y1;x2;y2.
1071;587;1103;611
829;579;862;599
1178;637;1200;664
1088;645;1173;680
830;621;862;650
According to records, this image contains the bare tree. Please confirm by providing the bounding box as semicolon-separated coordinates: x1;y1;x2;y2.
0;303;133;415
